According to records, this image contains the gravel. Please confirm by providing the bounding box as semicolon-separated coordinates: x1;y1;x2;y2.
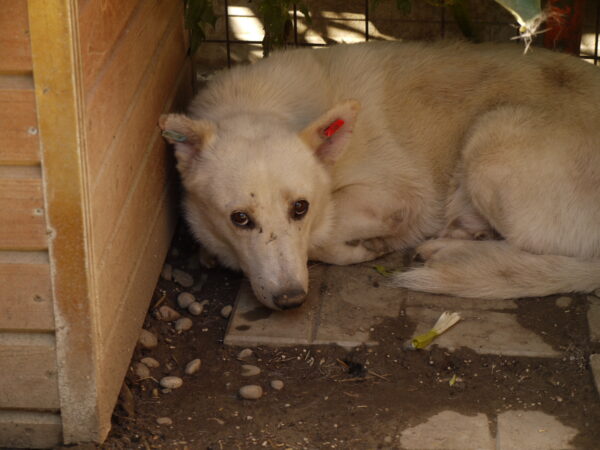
220;304;233;319
160;264;173;281
270;379;284;390
157;305;181;322
133;362;150;379
241;364;261;377
237;348;253;360
239;385;263;400
141;357;160;368
173;269;194;288
556;296;573;308
175;317;193;332
156;417;173;426
188;302;204;316
177;292;196;309
160;376;183;389
185;359;202;375
138;329;158;349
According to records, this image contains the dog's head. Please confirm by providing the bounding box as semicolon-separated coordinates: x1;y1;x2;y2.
159;100;360;310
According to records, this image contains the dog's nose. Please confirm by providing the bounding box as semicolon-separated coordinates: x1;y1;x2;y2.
273;289;307;310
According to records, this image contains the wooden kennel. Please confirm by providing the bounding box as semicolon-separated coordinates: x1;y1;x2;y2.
0;0;192;446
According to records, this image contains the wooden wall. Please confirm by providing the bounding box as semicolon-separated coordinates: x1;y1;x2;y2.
0;0;191;446
0;0;61;447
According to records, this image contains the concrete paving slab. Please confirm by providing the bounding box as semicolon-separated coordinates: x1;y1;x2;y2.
223;266;326;346
587;295;600;343
224;251;560;353
225;255;406;347
399;410;494;450
404;290;518;310
591;354;600;399
313;264;402;347
496;410;577;450
406;307;560;357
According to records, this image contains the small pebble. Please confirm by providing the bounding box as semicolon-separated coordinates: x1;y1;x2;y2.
185;359;202;375
160;264;173;281
175;317;193;332
160;376;183;389
156;417;172;426
237;348;253;360
173;269;194;287
138;329;158;349
158;305;181;321
177;292;195;309
141;357;160;368
188;301;204;316
220;304;233;319
270;379;284;390
133;362;150;379
239;385;263;400
556;296;573;308
241;364;261;377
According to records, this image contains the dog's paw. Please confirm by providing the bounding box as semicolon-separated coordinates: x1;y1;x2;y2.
412;238;464;263
361;237;391;254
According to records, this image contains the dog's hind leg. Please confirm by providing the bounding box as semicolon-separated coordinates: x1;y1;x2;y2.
395;106;600;298
439;181;498;241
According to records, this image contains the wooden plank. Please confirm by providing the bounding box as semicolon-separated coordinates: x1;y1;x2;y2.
99;170;175;430
96;65;190;426
96;61;191;341
91;17;187;260
0;411;62;449
78;0;140;92
28;0;101;443
0;169;47;250
96;134;171;340
0;0;32;73
0;75;40;165
84;0;183;177
0;333;60;409
0;251;54;331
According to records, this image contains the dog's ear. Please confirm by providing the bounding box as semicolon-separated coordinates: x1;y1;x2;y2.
159;114;215;173
299;99;360;165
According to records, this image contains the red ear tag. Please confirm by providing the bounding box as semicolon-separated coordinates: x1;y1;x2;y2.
323;119;345;138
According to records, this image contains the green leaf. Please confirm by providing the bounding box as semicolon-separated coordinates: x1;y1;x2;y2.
298;2;312;26
184;0;218;54
396;0;412;14
373;265;395;277
450;0;480;42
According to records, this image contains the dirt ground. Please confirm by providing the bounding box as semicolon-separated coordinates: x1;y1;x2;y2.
93;224;600;449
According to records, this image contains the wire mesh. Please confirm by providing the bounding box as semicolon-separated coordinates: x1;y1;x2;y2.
197;1;600;67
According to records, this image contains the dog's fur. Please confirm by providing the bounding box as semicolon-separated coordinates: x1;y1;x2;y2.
160;41;600;310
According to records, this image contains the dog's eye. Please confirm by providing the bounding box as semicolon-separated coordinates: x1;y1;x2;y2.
291;200;309;220
231;211;253;228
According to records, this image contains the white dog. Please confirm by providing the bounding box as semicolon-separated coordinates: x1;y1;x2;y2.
160;40;600;310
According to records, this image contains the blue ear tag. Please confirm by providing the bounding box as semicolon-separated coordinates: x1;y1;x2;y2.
162;130;188;142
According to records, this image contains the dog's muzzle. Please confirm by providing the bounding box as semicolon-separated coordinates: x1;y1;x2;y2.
273;289;307;310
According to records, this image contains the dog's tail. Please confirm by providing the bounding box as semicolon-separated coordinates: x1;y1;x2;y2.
392;240;600;299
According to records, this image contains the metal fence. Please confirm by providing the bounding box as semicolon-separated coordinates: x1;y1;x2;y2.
196;0;600;68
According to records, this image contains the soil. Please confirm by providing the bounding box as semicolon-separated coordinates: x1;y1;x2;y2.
90;225;600;449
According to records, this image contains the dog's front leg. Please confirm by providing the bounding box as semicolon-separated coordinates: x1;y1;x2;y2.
310;238;391;265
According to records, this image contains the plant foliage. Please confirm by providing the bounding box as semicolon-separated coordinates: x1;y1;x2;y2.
183;0;543;56
184;0;218;54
